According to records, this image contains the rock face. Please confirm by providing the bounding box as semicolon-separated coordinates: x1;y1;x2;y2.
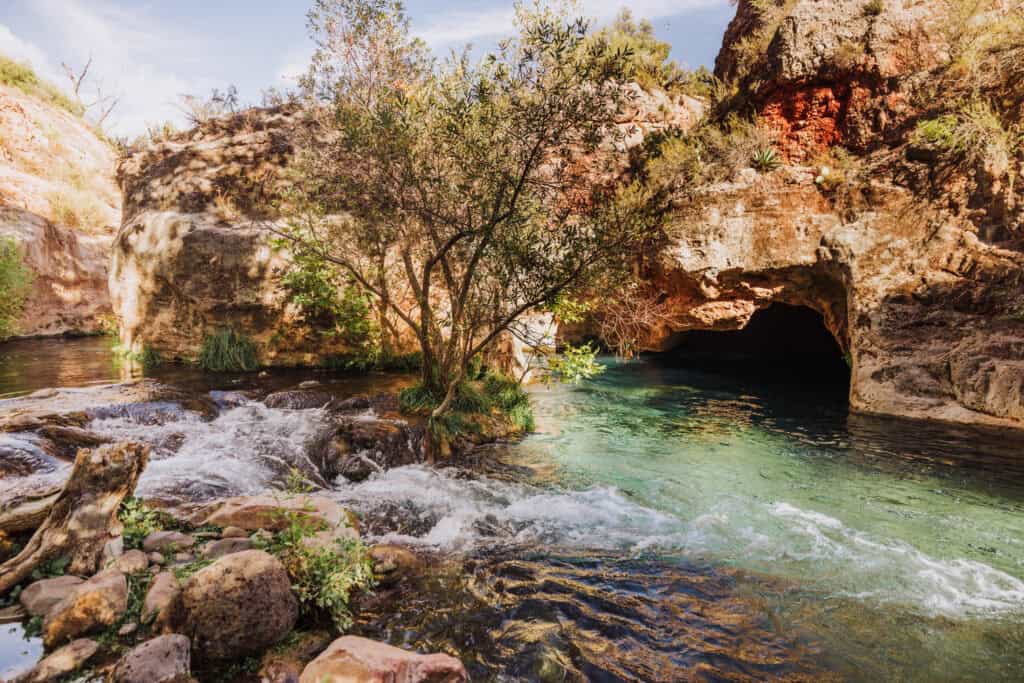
180;549;298;661
0;84;119;337
110;107;357;366
299;636;469;683
632;0;1024;430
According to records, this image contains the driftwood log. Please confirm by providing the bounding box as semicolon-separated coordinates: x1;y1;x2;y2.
0;487;63;534
0;442;150;595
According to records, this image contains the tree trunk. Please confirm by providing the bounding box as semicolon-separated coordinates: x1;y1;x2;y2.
0;442;150;595
0;487;62;535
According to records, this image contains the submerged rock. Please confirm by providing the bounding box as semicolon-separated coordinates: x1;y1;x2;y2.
369;545;422;587
112;634;191;683
264;390;334;410
14;638;98;683
42;569;127;648
299;636;468;683
181;550;298;661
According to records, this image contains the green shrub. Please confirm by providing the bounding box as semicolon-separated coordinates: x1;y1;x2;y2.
198;328;260;372
0;237;33;340
256;511;374;631
0;54;84;116
589;9;687;93
544;343;605;387
915;100;1022;178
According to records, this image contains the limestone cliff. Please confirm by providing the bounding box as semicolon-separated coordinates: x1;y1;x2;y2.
0;84;119;337
640;0;1024;429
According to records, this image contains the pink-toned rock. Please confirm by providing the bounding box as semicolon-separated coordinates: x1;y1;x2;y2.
19;576;84;617
42;570;127;648
14;638;98;683
299;636;468;683
203;494;358;537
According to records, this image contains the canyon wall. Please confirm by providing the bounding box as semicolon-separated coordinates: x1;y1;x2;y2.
0;84;119;337
643;0;1024;428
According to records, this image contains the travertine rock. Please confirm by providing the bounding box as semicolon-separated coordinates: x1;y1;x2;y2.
299;636;468;683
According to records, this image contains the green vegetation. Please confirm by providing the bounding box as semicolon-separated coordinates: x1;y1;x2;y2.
0;237;33;340
255;511;374;631
545;343;605;385
400;369;536;436
864;0;885;17
118;497;179;550
198;328;260;372
751;147;782;173
279;0;660;437
914;99;1022;187
0;54;84;116
589;9;690;94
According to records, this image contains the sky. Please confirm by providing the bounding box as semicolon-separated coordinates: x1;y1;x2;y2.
0;0;734;137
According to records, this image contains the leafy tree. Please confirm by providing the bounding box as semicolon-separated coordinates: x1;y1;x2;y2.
273;0;660;427
0;237;33;340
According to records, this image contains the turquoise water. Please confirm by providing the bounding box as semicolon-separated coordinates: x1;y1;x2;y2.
508;357;1024;680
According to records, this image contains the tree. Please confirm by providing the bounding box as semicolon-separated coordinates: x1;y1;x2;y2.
272;0;659;423
62;55;120;128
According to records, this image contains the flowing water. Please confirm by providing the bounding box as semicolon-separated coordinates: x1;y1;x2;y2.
2;339;1024;681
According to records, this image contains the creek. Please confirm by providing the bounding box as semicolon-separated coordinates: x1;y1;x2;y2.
2;338;1024;681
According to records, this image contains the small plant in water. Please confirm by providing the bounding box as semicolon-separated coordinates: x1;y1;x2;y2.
198;328;259;372
751;147;782;173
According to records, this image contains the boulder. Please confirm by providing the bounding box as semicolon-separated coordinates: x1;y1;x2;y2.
258;630;334;683
14;638;98;683
143;531;196;554
111;549;150;574
221;526;248;539
19;576;84;617
200;537;253;560
42;570;127;648
181;550;298;661
203;494;358;535
299;636;468;683
112;634;191;683
141;571;182;632
264;390;334;410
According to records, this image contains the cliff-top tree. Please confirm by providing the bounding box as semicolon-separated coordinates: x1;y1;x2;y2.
275;0;657;423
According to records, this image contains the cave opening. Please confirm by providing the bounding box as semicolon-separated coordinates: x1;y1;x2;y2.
656;303;851;389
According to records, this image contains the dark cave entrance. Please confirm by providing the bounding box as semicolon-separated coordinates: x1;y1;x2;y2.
655;303;851;389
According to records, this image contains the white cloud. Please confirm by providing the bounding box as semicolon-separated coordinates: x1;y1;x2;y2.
0;24;64;86
415;0;724;48
12;0;213;137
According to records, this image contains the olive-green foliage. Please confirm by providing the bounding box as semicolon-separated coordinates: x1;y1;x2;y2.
118;497;178;550
588;9;686;93
0;54;84;116
642;113;779;194
864;0;885;17
545;343;605;385
0;237;33;340
915;99;1022;179
198;328;260;372
399;370;536;434
255;511;374;631
276;242;381;365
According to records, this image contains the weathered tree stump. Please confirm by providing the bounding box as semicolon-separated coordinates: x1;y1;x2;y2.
0;442;150;595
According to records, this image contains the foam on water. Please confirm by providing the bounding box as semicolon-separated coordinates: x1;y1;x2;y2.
332;465;1024;620
90;401;330;502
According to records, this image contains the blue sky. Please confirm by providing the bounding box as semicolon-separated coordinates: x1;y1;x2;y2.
0;0;734;136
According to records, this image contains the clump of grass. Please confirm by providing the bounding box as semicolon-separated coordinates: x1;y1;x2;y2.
914;99;1022;178
0;54;83;116
198;328;260;372
399;370;536;434
0;236;33;340
864;0;885;17
47;187;109;233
